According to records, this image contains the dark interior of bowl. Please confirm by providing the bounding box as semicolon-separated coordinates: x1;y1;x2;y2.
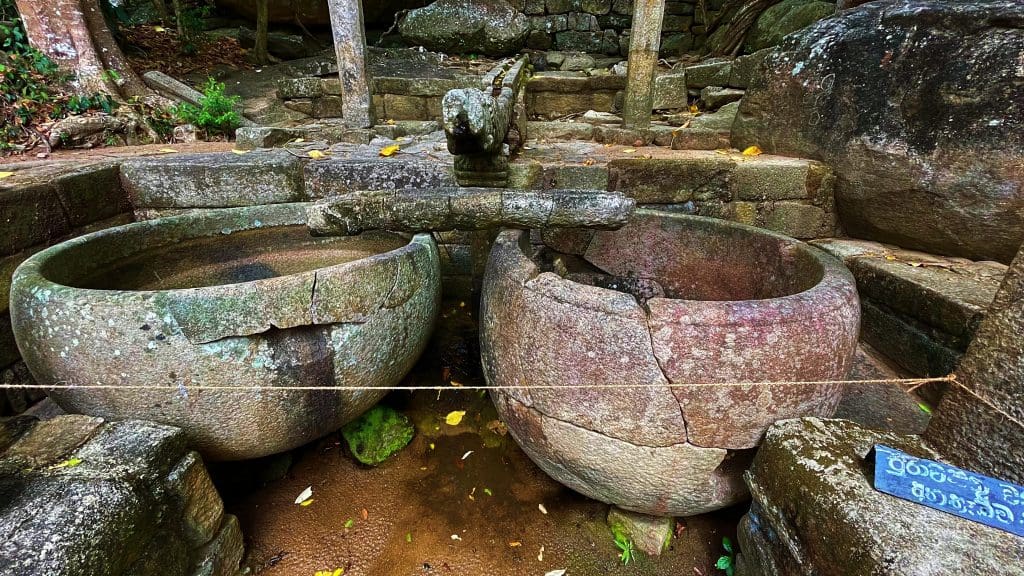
50;226;408;291
539;215;825;302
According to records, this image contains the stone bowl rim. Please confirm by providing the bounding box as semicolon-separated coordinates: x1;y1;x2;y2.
528;208;855;310
12;203;434;301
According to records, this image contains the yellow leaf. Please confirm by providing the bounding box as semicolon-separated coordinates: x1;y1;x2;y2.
386;119;396;125
379;145;400;157
53;457;82;468
689;104;699;114
292;137;305;143
509;541;522;547
0;171;13;179
308;150;326;160
158;148;177;154
300;499;315;506
153;26;166;32
231;149;249;155
742;145;763;157
622;148;636;153
445;411;466;426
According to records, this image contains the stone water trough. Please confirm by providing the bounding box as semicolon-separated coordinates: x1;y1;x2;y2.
10;203;440;460
481;210;861;516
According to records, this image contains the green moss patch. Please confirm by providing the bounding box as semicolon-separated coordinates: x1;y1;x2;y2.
341;406;415;466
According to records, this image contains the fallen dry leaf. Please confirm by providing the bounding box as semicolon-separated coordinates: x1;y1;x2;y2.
157;148;177;154
0;172;13;179
231;149;248;155
295;486;313;505
538;503;548;515
508;541;522;547
379;144;400;157
445;411;466;426
741;145;763;156
360;508;369;520
308;150;327;160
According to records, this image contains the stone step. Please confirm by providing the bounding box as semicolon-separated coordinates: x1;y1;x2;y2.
812;239;1006;393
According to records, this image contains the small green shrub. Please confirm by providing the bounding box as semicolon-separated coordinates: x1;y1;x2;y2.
172;78;241;138
341;405;415;466
612;529;636;565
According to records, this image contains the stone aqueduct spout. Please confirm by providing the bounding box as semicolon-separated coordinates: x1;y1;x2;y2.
10;203;441;460
480;210;861;516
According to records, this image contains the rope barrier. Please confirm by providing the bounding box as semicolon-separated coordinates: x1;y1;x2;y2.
0;375;955;391
4;373;1021;429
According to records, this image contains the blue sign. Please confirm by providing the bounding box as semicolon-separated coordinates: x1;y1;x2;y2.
873;444;1024;537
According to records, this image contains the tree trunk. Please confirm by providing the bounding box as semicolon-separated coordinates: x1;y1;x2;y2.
14;0;149;99
254;0;269;64
707;0;780;57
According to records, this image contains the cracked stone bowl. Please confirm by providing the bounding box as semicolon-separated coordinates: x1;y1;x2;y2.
481;210;860;516
10;203;440;460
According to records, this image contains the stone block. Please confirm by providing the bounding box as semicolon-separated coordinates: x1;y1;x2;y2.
699;86;745;109
581;0;612;15
652;71;688;110
761;200;831;238
812;239;1004;339
685;60;732;88
731;156;826;201
189;515;244;576
305;159;456;199
528;121;598;141
0;181;70;255
282;98;314;116
737;418;1024;576
166;452;224;547
728;48;772;88
608;155;736;204
6;414;104;468
121;150;307;209
670;128;731;150
53;163;130;228
607;507;673;556
312;95;344;118
275;77;324;99
541;165;610;190
383;94;428;120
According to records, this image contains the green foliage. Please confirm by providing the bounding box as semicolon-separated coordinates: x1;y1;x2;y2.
716;536;735;576
0;4;122;151
612;529;636;565
172;78;241;138
179;1;213;54
341;405;415;466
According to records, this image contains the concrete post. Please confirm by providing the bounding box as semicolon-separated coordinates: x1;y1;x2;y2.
924;243;1024;484
326;0;374;128
622;0;666;129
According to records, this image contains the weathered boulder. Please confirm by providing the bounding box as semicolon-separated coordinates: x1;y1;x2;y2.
735;418;1024;576
742;0;835;53
482;210;860;516
733;0;1024;264
0;416;242;576
400;0;530;56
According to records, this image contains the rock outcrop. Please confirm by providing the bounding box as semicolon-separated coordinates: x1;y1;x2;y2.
733;0;1024;264
400;0;530;56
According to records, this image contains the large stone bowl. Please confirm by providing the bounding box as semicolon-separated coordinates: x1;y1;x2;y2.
481;209;860;516
10;203;440;460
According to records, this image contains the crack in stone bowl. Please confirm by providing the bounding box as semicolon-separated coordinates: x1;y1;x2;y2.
481;209;860;516
10;203;441;460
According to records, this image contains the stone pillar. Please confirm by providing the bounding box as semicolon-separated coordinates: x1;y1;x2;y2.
326;0;374;128
924;243;1024;484
622;0;666;129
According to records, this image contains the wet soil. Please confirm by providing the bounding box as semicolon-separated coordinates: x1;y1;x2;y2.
214;301;743;576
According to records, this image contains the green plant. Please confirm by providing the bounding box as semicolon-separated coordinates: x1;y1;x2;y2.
178;2;212;54
716;536;735;576
613;530;635;565
172;78;241;138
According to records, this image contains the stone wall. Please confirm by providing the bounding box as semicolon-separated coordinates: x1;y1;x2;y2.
0;162;133;415
0;415;242;576
509;0;726;56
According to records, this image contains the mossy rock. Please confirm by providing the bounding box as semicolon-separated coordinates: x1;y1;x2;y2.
341;406;415;466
